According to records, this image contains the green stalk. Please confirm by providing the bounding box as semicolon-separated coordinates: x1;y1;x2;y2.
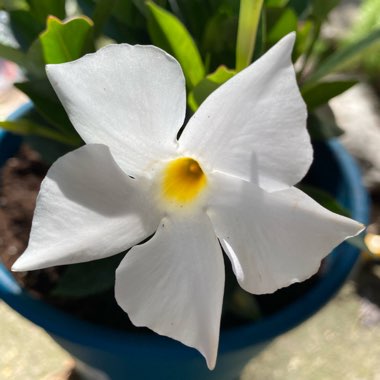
235;0;264;72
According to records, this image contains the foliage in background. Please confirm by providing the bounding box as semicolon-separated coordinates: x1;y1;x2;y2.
0;0;379;145
343;0;380;84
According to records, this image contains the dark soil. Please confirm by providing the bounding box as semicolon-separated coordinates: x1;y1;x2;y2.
0;143;319;331
0;144;145;330
0;144;64;295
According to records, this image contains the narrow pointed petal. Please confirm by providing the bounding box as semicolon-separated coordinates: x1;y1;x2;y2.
207;172;364;294
115;213;224;369
46;44;186;178
12;144;162;271
179;33;311;192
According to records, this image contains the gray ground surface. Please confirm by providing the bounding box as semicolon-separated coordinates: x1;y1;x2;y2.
241;267;380;380
2;264;380;380
0;301;73;380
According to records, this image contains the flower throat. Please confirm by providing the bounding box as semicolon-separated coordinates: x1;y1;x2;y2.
162;157;207;204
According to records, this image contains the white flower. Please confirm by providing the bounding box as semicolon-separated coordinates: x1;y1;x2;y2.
12;33;363;369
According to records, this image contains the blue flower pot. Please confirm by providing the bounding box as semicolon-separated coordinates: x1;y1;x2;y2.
0;103;370;380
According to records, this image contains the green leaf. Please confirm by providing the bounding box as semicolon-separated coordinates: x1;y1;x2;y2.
293;19;313;60
188;65;236;111
26;0;65;25
301;79;358;111
266;7;297;46
169;0;218;43
40;16;94;64
0;43;28;66
24;38;46;78
15;79;79;140
24;134;76;164
235;0;264;71
9;10;43;50
51;254;125;298
131;0;147;16
0;119;80;145
265;0;289;7
304;28;380;87
299;184;368;254
146;1;205;88
201;8;238;71
298;184;350;216
307;106;343;141
103;0;147;44
287;0;312;17
112;0;145;26
92;0;117;37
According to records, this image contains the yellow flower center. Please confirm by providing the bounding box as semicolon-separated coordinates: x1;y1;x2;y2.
162;157;207;205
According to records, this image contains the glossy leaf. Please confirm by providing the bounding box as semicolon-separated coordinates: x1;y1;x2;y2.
188;65;236;111
40;16;94;64
298;184;350;216
266;7;297;46
302;80;358;111
24;134;77;165
9;10;43;50
0;119;80;145
235;0;264;71
146;1;205;88
304;28;380;87
299;184;369;254
15;79;79;139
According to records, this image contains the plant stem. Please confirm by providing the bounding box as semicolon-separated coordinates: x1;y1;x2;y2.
235;0;264;72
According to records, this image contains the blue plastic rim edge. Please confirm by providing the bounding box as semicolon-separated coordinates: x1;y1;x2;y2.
0;103;370;359
0;102;28;166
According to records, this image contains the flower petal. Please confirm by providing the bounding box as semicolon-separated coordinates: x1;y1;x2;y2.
115;213;224;369
207;172;364;294
179;33;311;191
46;44;186;178
12;144;162;271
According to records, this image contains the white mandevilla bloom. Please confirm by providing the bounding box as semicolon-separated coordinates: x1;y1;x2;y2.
12;33;364;369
